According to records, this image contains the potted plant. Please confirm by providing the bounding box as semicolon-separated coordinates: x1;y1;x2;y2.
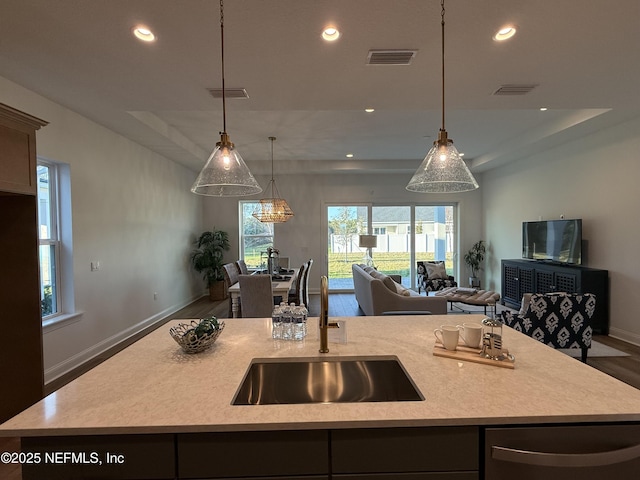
190;228;231;301
464;240;486;288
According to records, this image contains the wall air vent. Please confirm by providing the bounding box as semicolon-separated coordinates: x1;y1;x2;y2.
366;49;417;65
492;84;539;95
207;88;249;99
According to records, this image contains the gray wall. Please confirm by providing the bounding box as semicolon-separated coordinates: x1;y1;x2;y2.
1;76;203;383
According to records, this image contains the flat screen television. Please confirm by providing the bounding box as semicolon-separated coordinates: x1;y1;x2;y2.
522;219;582;264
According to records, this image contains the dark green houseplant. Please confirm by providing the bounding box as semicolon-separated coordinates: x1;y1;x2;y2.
464;240;486;288
191;228;231;300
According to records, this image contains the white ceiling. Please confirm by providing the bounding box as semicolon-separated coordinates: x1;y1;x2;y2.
1;0;639;176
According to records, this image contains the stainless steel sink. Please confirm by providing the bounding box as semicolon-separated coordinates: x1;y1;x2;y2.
232;355;424;405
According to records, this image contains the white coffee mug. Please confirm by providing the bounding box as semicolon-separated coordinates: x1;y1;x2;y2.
434;325;459;351
456;322;483;349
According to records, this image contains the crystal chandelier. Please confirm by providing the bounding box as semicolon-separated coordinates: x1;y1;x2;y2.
406;0;478;193
252;137;294;223
191;0;262;197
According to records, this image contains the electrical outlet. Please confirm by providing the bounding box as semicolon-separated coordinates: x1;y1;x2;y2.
91;261;100;271
153;292;158;300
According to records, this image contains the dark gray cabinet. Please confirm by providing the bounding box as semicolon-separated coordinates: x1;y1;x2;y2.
177;430;329;479
23;427;477;479
331;426;478;478
501;260;535;307
178;427;477;479
501;259;609;334
21;434;176;480
22;423;640;479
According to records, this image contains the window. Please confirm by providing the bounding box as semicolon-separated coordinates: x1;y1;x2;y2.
327;205;369;290
372;206;411;286
239;202;274;269
37;159;76;328
37;162;61;318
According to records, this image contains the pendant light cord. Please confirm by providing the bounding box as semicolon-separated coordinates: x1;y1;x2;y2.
440;0;446;132
220;0;227;134
269;137;275;182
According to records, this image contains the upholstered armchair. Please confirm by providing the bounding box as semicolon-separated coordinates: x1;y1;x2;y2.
501;292;596;362
416;261;457;293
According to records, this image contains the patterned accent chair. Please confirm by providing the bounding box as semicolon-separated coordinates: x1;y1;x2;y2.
416;261;457;293
501;292;596;362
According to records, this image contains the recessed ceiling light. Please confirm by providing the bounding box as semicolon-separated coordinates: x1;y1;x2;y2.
540;107;548;111
133;26;156;42
322;27;340;41
364;108;375;113
346;153;354;158
493;25;516;41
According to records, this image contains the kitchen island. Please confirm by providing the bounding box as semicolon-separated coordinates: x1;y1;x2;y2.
2;314;640;479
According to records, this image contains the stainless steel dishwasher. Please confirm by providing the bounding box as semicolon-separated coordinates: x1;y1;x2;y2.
485;424;640;479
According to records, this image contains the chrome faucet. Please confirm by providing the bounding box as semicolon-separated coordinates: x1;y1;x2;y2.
319;275;339;353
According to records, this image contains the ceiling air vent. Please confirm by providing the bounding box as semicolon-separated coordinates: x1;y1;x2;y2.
492;84;539;96
207;88;249;99
366;49;417;65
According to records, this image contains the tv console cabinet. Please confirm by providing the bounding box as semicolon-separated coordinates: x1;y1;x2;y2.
501;259;609;334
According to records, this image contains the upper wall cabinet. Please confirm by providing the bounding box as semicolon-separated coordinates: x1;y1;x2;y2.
0;103;48;195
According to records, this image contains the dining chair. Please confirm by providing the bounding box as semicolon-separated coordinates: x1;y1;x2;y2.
238;274;274;318
223;263;241;317
289;259;313;306
288;261;307;305
278;256;290;270
236;259;249;275
301;259;313;306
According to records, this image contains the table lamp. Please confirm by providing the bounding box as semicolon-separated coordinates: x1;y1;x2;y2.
358;235;377;267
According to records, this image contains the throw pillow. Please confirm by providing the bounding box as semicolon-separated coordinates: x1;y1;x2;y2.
426;262;449;280
371;270;398;293
394;282;412;296
519;293;532;316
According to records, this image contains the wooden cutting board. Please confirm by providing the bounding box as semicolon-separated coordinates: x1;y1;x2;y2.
433;342;515;369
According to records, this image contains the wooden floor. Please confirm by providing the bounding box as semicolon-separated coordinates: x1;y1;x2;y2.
2;293;639;480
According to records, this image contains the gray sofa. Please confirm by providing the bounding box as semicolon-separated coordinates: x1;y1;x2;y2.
352;264;447;316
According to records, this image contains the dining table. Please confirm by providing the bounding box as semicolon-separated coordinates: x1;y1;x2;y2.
227;268;299;318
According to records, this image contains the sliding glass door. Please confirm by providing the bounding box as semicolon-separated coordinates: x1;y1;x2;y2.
327;204;457;291
327;205;368;290
371;206;412;287
415;205;456;277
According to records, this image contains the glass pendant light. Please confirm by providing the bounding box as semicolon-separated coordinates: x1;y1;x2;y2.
406;0;479;193
252;137;294;223
191;0;262;197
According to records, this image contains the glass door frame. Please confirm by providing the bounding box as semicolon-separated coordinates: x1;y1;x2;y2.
325;202;459;292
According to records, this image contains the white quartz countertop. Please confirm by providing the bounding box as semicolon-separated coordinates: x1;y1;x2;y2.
2;314;640;437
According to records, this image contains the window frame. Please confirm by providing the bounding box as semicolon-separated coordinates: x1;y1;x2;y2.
37;161;63;319
239;201;275;269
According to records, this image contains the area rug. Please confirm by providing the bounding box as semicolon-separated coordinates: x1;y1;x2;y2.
560;340;630;358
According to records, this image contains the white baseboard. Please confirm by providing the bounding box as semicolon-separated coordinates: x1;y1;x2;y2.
608;326;640;348
44;294;203;385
